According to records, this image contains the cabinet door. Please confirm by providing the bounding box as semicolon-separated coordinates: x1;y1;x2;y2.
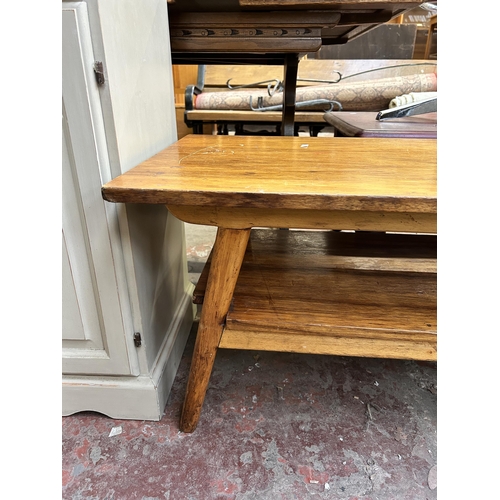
62;2;134;375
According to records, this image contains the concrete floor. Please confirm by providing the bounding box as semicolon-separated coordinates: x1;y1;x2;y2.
62;223;437;500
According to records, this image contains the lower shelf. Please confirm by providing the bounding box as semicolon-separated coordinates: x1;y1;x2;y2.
194;229;437;361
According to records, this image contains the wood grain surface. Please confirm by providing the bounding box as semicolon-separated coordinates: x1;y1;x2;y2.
185;110;325;123
180;227;251;432
196;229;437;361
102;135;436;214
168;205;436;232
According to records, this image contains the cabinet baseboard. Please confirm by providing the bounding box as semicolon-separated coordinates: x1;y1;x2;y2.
62;290;195;421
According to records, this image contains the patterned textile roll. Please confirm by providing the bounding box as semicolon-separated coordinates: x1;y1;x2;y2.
194;73;437;112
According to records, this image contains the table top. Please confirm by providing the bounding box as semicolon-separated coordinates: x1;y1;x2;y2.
102;135;436;213
168;1;425;57
323;111;437;138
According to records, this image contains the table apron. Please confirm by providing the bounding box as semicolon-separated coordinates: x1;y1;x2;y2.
167;205;437;233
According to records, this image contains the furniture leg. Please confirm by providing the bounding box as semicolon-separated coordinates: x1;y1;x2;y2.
281;53;299;137
180;227;251;432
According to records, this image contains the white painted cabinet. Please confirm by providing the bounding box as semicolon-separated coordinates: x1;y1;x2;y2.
62;0;195;420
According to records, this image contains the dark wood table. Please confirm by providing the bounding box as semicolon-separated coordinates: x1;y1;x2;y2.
323;111;437;138
168;0;426;135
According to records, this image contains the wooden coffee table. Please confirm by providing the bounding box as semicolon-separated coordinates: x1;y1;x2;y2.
102;134;437;432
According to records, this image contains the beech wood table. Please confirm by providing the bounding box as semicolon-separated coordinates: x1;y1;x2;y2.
102;135;437;433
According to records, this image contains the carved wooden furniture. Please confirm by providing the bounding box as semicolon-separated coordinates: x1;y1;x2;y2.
168;1;426;54
102;134;437;432
168;0;427;135
323;110;437;138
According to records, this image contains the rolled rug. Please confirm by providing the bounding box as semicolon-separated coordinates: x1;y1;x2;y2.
193;73;437;112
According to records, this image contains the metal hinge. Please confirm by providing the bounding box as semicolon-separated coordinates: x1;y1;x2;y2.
133;332;142;347
93;61;105;86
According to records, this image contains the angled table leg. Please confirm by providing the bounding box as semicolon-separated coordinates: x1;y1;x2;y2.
180;227;251;433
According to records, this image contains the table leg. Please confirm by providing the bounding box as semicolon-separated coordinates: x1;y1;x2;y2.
180;227;251;432
281;53;299;137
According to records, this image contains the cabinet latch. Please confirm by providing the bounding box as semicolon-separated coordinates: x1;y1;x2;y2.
133;332;142;347
93;61;105;86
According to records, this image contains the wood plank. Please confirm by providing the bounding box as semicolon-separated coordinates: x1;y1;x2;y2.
169;11;340;53
195;253;436;305
196;229;437;361
219;330;436;361
227;301;436;335
102;135;437;214
168;206;437;232
185;109;325;123
194;229;436;302
170;11;342;27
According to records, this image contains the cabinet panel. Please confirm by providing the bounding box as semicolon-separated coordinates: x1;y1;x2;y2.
62;234;86;341
62;2;133;375
62;115;104;350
